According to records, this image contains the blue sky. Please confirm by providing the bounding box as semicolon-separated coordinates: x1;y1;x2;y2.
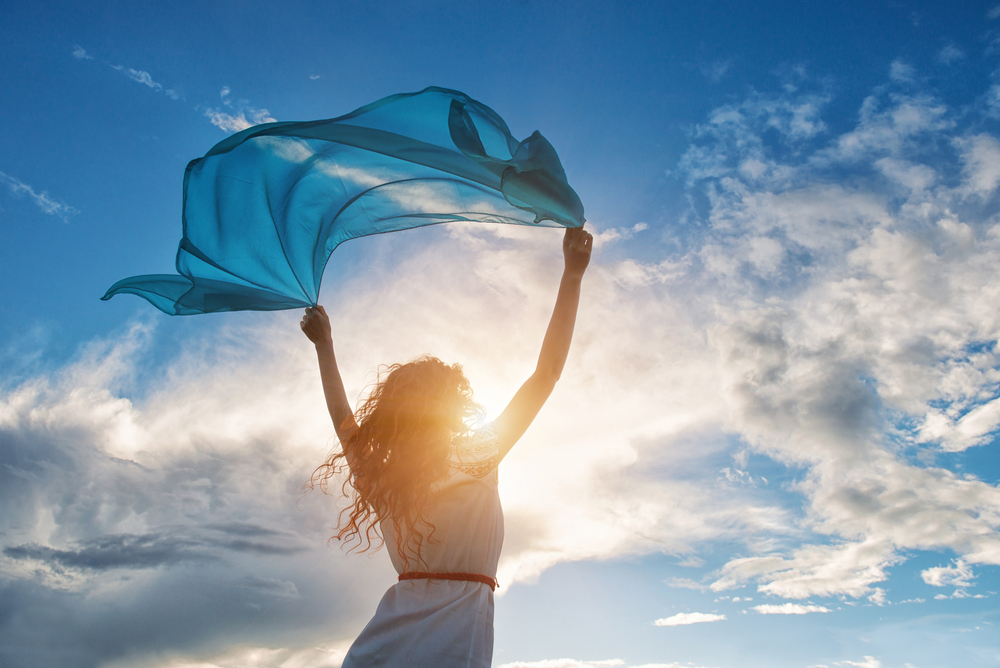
2;1;999;667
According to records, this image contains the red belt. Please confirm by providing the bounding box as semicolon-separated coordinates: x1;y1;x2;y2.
398;572;498;591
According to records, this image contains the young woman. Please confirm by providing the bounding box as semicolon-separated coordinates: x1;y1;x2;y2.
300;225;593;667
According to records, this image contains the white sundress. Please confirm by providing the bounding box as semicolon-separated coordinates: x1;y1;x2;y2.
341;425;504;668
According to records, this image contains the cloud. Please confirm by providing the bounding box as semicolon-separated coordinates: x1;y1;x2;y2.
709;541;903;599
101;644;350;668
937;45;964;65
921;559;974;588
0;171;80;221
653;612;726;626
701;59;731;83
4;523;307;572
0;322;392;665
498;661;715;668
677;87;830;188
889;60;916;83
955;134;1000;197
593;222;649;245
664;576;707;590
4;534;214;571
837;658;882;668
72;48;179;100
112;64;179;98
752;603;831;615
205;87;277;132
816;93;951;164
498;661;625;668
678;70;1000;600
112;65;163;91
204;109;276;133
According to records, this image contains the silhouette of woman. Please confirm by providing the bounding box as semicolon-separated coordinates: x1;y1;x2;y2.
301;226;593;667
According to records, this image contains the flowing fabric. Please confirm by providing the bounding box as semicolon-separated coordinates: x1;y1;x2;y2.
102;87;585;315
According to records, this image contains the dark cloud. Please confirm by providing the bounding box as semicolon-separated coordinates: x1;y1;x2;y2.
4;533;213;570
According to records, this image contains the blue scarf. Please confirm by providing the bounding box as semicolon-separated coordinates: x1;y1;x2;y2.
103;87;584;315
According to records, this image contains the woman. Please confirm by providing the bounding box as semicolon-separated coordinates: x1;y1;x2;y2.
300;225;593;667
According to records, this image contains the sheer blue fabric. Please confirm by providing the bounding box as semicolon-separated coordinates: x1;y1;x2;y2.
102;87;585;315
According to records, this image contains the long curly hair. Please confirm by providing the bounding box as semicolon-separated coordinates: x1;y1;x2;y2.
309;356;484;567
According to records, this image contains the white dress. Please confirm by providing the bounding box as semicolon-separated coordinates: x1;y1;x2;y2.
341;425;504;668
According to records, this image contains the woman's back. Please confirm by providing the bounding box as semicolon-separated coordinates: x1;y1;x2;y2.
342;426;504;668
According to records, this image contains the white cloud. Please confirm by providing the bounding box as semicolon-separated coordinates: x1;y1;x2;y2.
986;85;1000;119
989;5;1000;20
752;603;831;615
108;644;351;668
664;577;707;590
593;222;649;245
72;48;180;100
112;65;163;91
206;87;277;132
921;559;974;588
0;171;80;221
653;612;726;626
609;257;688;288
937;45;964;65
955;134;1000;197
498;661;625;668
204;108;275;133
837;658;882;668
890;60;916;83
498;661;715;668
680;75;1000;601
701;59;731;83
874;157;936;193
818;93;951;164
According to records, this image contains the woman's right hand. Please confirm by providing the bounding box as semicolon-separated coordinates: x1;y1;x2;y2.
300;305;333;346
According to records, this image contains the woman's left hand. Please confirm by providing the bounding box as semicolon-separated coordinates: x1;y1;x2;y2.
563;225;593;278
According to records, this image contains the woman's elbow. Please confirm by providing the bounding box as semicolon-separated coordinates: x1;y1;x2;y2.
533;367;561;390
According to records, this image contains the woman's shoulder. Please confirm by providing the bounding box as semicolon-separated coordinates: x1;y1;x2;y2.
448;423;499;480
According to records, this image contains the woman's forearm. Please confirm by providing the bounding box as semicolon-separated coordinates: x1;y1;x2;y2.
534;270;584;383
314;340;358;443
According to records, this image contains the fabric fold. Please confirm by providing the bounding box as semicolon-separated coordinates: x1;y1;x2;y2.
103;87;585;315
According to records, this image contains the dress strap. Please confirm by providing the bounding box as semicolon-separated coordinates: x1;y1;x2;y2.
398;571;498;591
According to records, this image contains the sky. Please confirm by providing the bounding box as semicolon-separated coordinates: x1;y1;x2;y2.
1;1;999;667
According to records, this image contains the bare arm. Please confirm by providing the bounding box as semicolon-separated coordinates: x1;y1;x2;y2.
300;305;358;448
494;225;593;460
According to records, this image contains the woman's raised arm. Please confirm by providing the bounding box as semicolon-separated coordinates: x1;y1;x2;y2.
301;305;359;448
494;225;593;460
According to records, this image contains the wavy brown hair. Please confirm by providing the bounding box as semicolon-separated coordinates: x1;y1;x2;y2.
309;356;483;567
